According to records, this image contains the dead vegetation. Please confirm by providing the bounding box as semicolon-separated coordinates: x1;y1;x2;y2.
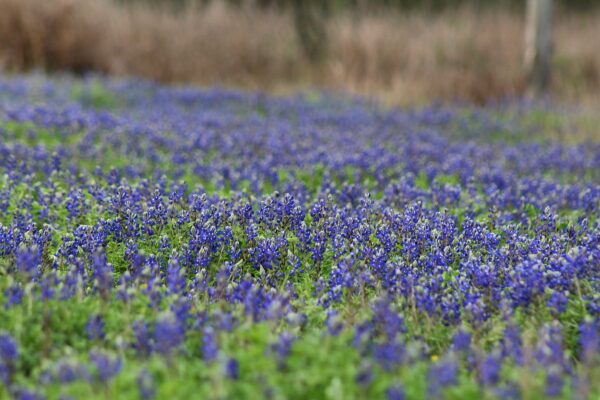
0;0;598;105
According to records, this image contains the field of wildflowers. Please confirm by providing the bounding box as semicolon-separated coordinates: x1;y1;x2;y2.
0;75;599;399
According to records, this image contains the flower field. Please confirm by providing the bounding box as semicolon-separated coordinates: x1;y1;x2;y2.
0;75;599;399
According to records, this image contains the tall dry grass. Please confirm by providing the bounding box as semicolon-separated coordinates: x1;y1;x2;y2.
0;0;598;105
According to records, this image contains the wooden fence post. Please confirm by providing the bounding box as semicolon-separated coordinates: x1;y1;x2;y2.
525;0;553;95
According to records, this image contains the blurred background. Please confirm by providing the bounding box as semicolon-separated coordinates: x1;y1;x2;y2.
0;0;598;105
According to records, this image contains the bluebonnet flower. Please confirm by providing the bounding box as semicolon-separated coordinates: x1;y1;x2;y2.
479;355;501;386
10;388;45;400
65;189;86;221
451;330;472;353
428;359;459;397
225;358;240;380
153;314;185;357
39;273;58;301
545;371;563;397
501;324;523;365
89;351;122;383
270;332;295;370
0;362;11;385
373;342;405;371
54;361;90;384
137;369;156;400
372;299;405;341
166;257;186;295
15;245;40;280
0;334;18;363
547;291;569;316
85;315;105;341
356;362;373;387
386;384;406;400
0;335;18;387
492;383;521;400
3;285;23;308
579;321;599;364
202;327;218;362
325;311;344;336
132;320;152;357
91;251;113;300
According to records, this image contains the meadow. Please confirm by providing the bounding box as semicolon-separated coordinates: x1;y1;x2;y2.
0;74;598;399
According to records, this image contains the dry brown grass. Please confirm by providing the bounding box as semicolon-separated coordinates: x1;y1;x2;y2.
326;9;526;104
0;0;113;72
0;0;598;105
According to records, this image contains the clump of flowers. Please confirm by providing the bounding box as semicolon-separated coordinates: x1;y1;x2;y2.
0;75;598;399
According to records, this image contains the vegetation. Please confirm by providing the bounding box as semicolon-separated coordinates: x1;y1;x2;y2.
0;75;599;399
117;0;599;12
1;0;599;105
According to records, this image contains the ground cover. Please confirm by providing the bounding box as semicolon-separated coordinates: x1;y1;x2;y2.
0;75;599;399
